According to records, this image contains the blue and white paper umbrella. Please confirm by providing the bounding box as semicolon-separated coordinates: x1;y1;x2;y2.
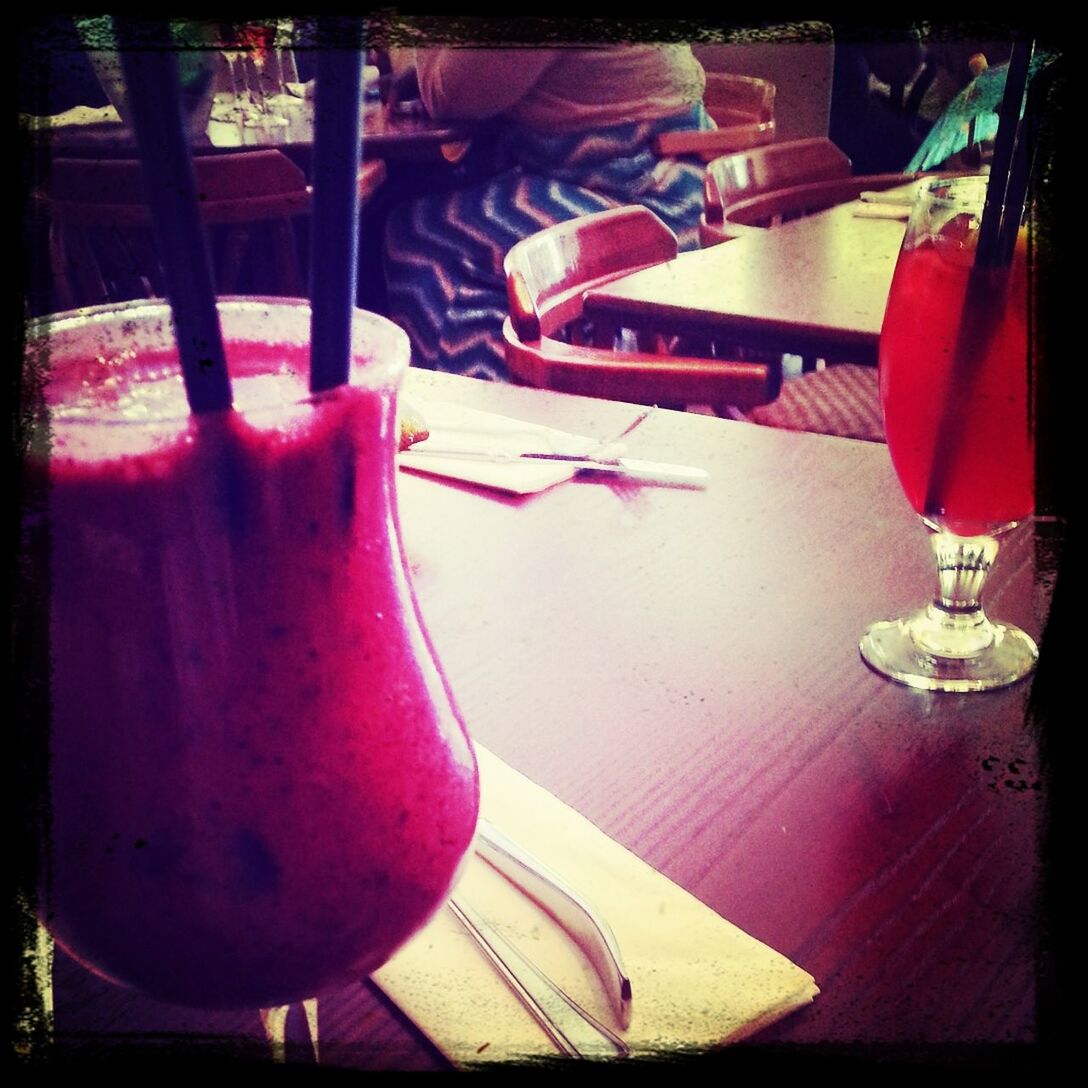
907;50;1053;172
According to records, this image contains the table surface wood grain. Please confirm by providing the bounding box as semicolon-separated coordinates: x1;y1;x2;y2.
583;202;909;366
40;371;1062;1075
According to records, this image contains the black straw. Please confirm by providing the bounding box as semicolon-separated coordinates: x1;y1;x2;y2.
308;18;365;394
113;18;232;415
921;40;1037;521
976;41;1033;270
996;49;1046;269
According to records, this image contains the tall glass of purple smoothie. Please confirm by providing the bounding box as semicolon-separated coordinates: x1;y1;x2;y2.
29;297;480;1010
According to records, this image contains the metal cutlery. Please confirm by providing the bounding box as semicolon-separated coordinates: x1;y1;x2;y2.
401;405;705;487
403;446;707;487
520;448;706;487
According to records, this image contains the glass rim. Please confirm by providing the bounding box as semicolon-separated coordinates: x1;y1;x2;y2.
27;296;411;428
916;172;990;210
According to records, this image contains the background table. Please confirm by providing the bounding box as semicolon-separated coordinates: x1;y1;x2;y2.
208;98;477;164
26;96;477;165
584;201;908;366
21;96;478;318
38;371;1062;1074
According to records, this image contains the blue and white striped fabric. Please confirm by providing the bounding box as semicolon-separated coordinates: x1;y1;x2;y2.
383;104;713;381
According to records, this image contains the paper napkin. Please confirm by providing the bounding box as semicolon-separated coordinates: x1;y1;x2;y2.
858;180;924;206
396;401;605;496
852;203;911;220
854;180;924;220
23;104;123;130
372;745;819;1066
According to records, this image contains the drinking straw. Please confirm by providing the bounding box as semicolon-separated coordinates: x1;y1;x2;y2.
995;52;1051;270
921;40;1036;521
113;18;232;415
308;18;366;394
975;40;1034;270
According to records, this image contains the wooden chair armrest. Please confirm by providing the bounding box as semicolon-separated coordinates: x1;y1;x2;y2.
502;319;778;411
652;122;776;161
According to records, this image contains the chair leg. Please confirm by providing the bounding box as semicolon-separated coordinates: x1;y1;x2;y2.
220;226;249;294
271;220;303;297
49;225;82;311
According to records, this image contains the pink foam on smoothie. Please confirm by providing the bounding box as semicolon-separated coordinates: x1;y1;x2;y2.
48;342;334;463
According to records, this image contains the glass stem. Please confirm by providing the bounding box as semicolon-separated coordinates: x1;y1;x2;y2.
281;47;300;87
916;532;1000;657
222;55;246;118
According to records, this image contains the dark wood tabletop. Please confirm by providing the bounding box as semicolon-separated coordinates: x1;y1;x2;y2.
583;200;909;367
38;370;1062;1075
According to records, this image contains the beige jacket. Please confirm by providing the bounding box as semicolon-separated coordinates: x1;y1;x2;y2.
413;44;705;131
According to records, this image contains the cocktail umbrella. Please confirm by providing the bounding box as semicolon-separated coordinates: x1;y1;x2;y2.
907;49;1053;171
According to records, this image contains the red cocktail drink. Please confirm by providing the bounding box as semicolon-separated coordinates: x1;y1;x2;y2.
860;174;1039;692
879;229;1033;537
33;299;479;1009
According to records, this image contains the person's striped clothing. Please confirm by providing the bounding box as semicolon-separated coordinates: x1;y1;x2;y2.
383;104;713;381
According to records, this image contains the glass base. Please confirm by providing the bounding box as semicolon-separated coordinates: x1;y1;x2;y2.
860;605;1039;692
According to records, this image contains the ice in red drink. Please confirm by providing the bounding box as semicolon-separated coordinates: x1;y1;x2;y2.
878;229;1033;538
34;300;479;1009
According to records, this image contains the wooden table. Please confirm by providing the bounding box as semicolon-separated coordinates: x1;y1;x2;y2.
207;97;476;164
26;95;476;165
583;201;909;366
38;371;1061;1074
22;96;475;317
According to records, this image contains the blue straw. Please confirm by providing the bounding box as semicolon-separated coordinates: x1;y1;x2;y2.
113;17;232;414
308;18;365;393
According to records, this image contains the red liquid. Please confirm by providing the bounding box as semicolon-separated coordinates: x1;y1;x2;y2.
237;23;275;64
40;314;479;1009
879;235;1034;537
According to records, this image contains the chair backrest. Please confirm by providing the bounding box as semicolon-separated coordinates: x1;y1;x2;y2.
651;73;777;161
700;137;853;245
502;205;778;413
35;150;312;309
718;173;922;239
703;72;776;127
692;34;834;142
506;206;679;343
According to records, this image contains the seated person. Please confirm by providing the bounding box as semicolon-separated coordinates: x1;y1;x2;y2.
382;44;713;381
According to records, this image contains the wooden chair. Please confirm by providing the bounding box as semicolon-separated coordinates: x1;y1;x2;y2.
652;73;776;161
501;206;779;415
34;152;385;310
35;151;312;309
703;72;776;128
699;137;853;247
